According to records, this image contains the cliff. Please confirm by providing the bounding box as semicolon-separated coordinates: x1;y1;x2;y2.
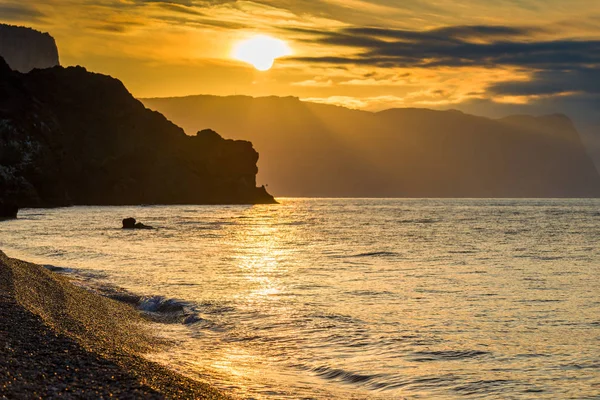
142;95;600;198
0;24;59;73
0;58;275;207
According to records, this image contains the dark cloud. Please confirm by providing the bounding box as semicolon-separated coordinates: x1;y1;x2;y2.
489;68;600;96
0;3;45;22
290;25;600;70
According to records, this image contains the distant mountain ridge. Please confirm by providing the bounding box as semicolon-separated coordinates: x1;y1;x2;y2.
0;24;59;72
0;58;275;209
142;95;600;198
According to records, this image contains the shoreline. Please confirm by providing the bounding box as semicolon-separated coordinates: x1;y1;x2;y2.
0;250;230;399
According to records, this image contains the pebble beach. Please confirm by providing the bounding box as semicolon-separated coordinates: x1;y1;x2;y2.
0;250;229;399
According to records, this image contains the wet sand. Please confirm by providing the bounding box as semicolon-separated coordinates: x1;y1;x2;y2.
0;250;229;399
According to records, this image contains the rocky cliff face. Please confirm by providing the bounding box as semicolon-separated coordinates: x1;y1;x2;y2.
0;24;59;73
143;95;600;198
0;57;275;207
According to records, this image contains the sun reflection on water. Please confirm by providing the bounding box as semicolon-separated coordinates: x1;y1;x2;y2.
231;207;289;302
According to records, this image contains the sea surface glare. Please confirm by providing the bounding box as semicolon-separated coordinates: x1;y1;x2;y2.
1;199;599;399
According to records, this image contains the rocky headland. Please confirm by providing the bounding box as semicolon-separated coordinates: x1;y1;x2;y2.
0;57;275;209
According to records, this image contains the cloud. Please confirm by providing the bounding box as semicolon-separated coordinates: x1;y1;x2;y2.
291;25;600;70
128;0;221;6
157;3;206;15
292;78;334;87
286;23;600;102
488;67;600;97
345;24;538;42
340;72;412;86
90;24;129;33
0;2;45;22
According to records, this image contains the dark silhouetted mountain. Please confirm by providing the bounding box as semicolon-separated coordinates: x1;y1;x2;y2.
0;24;59;72
142;95;600;198
0;58;275;207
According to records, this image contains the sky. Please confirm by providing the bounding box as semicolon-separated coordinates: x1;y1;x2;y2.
1;0;599;152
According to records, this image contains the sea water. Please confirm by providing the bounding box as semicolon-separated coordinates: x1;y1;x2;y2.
1;199;599;399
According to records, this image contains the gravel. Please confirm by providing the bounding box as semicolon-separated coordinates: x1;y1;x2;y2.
0;250;230;399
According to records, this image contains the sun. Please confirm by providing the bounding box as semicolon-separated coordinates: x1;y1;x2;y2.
233;35;292;71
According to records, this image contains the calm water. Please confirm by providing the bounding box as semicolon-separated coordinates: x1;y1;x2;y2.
1;199;599;399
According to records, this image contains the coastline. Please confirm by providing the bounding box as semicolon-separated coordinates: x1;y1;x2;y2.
0;250;229;399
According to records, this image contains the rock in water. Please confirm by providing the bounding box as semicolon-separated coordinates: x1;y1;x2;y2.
122;218;137;229
123;218;154;230
134;222;154;230
0;24;60;72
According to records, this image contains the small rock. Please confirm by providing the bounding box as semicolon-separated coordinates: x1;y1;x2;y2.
134;222;153;230
122;218;136;229
122;218;154;230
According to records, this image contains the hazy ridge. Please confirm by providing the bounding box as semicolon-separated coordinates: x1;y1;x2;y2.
143;95;600;198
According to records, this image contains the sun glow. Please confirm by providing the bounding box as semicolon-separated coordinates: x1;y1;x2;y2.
233;35;292;71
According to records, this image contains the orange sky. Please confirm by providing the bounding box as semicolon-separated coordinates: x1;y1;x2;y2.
1;0;599;114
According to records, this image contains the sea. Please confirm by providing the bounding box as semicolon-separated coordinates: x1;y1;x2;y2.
1;198;599;399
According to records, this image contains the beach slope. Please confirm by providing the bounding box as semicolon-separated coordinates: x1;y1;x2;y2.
0;251;228;399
